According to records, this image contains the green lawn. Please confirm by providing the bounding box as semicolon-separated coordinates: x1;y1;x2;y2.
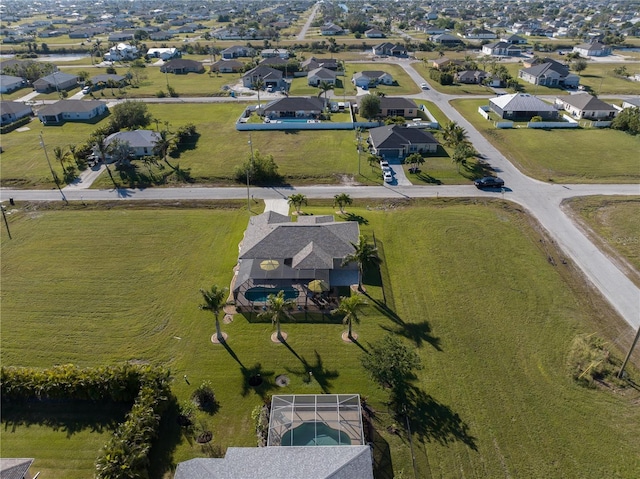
1;103;374;188
564;196;640;286
451;98;640;183
1;201;638;478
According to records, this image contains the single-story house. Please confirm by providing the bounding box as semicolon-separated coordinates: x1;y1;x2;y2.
377;97;418;118
481;41;522;57
502;34;527;44
352;71;393;88
430;33;464;46
211;59;244;73
555;93;617;120
572;41;611;57
232;212;360;309
432;57;464;70
455;70;489;84
160;59;204;74
263;97;325;120
146;47;180;60
242;65;286;90
622;98;640;109
104;43;139;61
0;74;26;93
108;32;134;42
0;458;35;479
489;93;559;121
463;28;497;40
368;124;439;159
174;394;373;479
260;56;289;68
372;42;406;57
518;60;579;88
221;45;255;59
307;67;337;86
149;31;174;41
37;100;108;125
103;129;161;158
261;49;289;59
0;100;33;126
365;28;385;38
89;74;127;89
321;23;344;35
32;72;78;93
301;57;340;72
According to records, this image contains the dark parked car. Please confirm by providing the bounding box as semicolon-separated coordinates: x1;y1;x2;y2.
474;176;505;189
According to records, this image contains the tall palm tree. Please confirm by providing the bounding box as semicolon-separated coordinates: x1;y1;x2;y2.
441;121;468;148
342;235;382;291
153;129;176;170
252;76;264;106
318;80;334;106
94;135;117;188
287;193;307;214
452;142;476;172
333;193;352;214
332;294;366;340
200;285;228;343
52;146;69;172
259;290;295;341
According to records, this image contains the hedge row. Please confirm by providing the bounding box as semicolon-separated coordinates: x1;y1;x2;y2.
1;364;172;479
0;115;31;134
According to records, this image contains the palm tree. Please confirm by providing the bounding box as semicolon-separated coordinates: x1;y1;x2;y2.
52;146;70;172
153;129;176;170
318;80;334;106
332;294;366;340
288;193;307;214
333;193;352;214
252;76;264;106
452;142;476;172
441;121;468;148
404;152;424;173
200;285;228;343
259;290;295;342
342;235;382;292
94;135;117;188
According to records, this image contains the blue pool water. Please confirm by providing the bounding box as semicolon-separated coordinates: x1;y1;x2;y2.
245;287;299;302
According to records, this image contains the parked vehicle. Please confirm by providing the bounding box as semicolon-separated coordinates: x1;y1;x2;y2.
383;170;393;183
379;160;390;171
82;86;91;94
474;176;505;189
420;82;429;89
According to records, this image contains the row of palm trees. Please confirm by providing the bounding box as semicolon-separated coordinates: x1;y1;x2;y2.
200;234;381;343
287;193;353;215
200;286;367;344
440;120;478;172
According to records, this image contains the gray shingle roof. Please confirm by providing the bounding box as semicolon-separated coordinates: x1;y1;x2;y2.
561;92;614;111
369;125;438;150
0;101;32;115
104;129;160;148
37;99;107;115
174;446;374;479
308;67;337;80
490;93;556;112
0;458;34;479
379;97;418;110
264;97;325;113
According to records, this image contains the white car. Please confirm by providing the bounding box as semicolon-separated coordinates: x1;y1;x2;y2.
420;82;429;90
380;160;390;171
82;86;91;94
383;171;393;183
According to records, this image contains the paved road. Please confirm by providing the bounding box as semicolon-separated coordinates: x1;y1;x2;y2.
2;58;639;334
297;2;320;40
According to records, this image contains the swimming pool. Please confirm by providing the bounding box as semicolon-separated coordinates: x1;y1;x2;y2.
281;421;352;446
244;287;299;302
276;118;321;123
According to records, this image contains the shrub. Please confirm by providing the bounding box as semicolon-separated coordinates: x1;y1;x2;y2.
234;150;282;185
530;116;543;122
191;380;218;413
567;334;624;388
251;404;269;446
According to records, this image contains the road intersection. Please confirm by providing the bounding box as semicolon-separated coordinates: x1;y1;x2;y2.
2;58;639;335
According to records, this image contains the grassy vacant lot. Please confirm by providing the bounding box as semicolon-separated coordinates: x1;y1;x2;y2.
564;196;640;287
1;103;374;188
452;98;640;183
1;200;638;478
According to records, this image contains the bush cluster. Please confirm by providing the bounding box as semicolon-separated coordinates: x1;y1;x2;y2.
0;115;31;134
1;364;172;479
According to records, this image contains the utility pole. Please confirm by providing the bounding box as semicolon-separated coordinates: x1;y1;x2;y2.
1;204;11;239
618;325;640;379
247;132;255;211
39;133;68;204
357;128;362;176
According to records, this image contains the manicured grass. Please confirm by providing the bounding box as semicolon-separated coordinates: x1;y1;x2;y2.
451;98;640;183
412;62;496;95
348;62;421;95
564;196;640;286
1;103;372;188
1;201;638;478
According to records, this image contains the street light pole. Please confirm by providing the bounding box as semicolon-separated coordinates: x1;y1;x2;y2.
39;133;68;204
